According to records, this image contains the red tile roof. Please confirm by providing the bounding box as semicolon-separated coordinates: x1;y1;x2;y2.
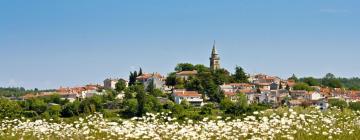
225;83;254;87
224;92;237;96
174;90;201;97
255;83;271;86
176;70;198;75
136;73;164;80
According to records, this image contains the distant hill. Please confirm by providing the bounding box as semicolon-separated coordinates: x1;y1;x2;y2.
0;87;55;97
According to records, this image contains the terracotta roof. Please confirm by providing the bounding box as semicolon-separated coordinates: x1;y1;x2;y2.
22;93;36;99
287;80;296;87
57;85;99;94
348;91;360;98
136;73;164;80
239;89;256;93
264;77;275;80
255;83;271;86
174;90;201;97
176;70;198;75
226;83;254;87
224;92;237;96
224;90;255;96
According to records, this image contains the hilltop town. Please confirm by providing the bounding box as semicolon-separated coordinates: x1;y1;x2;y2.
2;42;360;119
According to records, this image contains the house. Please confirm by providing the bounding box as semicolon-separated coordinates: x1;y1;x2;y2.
290;90;308;99
270;82;279;90
272;89;290;104
313;99;329;110
346;91;360;102
143;77;166;91
259;90;280;104
255;83;271;91
250;74;281;84
220;83;255;93
136;73;164;83
288;99;305;107
104;78;128;89
224;89;258;104
224;92;239;102
172;89;204;106
137;73;165;90
176;70;198;80
286;80;296;91
304;91;323;101
245;91;260;104
57;85;105;102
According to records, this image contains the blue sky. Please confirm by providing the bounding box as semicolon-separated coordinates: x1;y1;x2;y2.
0;0;359;89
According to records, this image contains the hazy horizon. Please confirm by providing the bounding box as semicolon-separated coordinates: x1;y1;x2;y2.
1;0;359;89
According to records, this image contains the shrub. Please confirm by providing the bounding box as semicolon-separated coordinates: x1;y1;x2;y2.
0;98;22;119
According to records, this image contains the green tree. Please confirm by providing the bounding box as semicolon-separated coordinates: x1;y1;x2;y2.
203;80;223;102
139;67;143;76
61;101;81;117
236;93;248;109
45;94;62;104
174;77;185;89
143;95;162;113
89;95;103;111
232;66;249;83
115;79;127;92
61;103;75;117
170;104;185;118
220;98;235;112
185;77;203;91
325;73;336;79
301;77;320;86
213;68;231;85
175;63;195;72
48;105;61;118
146;79;155;93
322;73;342;88
30;98;47;115
293;82;315;91
200;103;215;115
150;89;163;97
194;64;210;73
123;99;138;117
328;99;348;109
165;72;177;87
0;98;22;119
136;88;146;116
288;74;299;82
129;71;139;86
349;102;360;111
129;72;135;86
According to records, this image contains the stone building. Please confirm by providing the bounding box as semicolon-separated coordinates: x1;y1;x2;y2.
210;40;220;71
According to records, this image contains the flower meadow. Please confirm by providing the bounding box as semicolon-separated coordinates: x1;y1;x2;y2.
1;107;360;140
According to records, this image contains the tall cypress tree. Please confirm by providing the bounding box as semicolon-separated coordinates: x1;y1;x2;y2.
129;72;135;86
139;68;143;76
232;66;249;83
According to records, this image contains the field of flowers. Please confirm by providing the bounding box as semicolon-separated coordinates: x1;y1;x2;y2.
1;107;360;140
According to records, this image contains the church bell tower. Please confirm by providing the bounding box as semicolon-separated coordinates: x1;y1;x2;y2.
210;40;220;71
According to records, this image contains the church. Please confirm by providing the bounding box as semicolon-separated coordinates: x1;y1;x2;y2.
210;41;220;71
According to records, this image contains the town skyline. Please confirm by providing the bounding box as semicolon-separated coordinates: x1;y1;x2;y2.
1;0;359;89
1;42;359;90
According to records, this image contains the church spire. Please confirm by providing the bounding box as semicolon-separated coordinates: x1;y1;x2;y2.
210;40;220;71
212;40;217;55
